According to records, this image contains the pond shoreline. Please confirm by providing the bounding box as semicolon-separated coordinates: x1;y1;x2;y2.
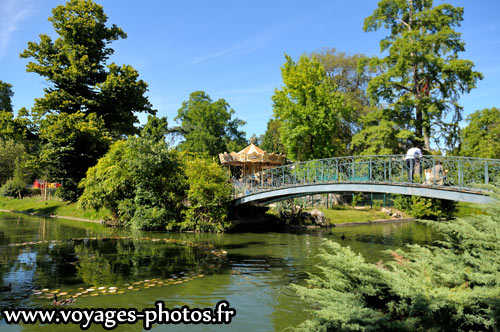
0;207;415;230
0;209;104;224
331;217;415;227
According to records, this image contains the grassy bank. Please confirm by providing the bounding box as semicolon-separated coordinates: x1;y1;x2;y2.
453;202;487;218
309;208;390;224
0;196;110;221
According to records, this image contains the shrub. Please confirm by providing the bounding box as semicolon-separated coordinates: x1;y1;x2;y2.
179;155;232;232
0;179;23;198
394;195;456;220
79;137;186;230
293;187;500;331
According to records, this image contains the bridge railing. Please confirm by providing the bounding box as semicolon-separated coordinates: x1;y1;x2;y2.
231;155;500;198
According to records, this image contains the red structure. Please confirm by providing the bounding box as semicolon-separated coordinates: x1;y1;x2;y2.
33;179;61;189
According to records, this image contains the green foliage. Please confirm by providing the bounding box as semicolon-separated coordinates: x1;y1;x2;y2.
0;139;26;186
140;115;169;142
294;188;500;331
0;179;23;198
352;108;414;155
175;91;247;157
394;195;457;220
0;81;36;142
259;118;286;154
0;80;13;113
181;156;232;232
79;134;186;230
20;0;155;136
310;47;375;124
0;155;31;198
272;54;353;161
39;112;111;201
363;0;483;151
460;107;500;159
351;192;365;207
274;199;305;225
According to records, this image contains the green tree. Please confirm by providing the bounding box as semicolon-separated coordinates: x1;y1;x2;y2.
0;81;35;142
0;155;32;199
20;0;154;136
460;107;500;159
79;121;186;230
0;80;13;113
351;108;414;155
363;0;483;152
272;54;352;161
311;48;376;124
140;115;169;142
294;188;500;331
259;118;286;154
181;155;232;232
0;139;26;185
175;91;247;157
39;112;111;201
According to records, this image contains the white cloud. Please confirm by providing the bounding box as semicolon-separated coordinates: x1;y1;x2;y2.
0;0;32;58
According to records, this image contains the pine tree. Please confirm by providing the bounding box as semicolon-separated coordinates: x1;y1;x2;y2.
294;187;500;331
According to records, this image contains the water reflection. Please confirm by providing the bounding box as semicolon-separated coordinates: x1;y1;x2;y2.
0;212;441;331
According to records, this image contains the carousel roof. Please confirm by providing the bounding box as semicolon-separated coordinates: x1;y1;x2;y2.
219;143;286;166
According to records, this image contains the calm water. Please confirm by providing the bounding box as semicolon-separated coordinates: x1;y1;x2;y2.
0;212;439;332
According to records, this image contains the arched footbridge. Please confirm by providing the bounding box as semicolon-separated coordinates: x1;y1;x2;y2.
231;155;500;206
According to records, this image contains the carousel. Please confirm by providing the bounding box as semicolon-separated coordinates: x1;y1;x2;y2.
219;140;286;178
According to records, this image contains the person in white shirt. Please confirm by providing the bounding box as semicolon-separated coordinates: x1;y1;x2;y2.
405;146;423;182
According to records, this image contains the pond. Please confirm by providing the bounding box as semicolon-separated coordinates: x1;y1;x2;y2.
0;212;440;331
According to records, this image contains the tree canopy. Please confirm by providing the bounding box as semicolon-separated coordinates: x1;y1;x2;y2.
79;117;232;232
272;54;352;161
460;107;500;159
175;91;247;157
363;0;483;152
351;108;414;155
0;81;13;113
259;118;286;155
311;48;376;124
0;139;26;186
39;112;111;201
20;0;155;136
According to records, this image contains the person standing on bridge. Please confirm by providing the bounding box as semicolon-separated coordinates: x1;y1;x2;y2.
405;146;423;183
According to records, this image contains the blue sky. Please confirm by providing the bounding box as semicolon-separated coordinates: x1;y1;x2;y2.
1;0;499;139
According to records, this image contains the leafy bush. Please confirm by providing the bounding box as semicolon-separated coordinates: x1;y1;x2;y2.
79;137;186;230
179;155;232;232
0;179;23;198
293;187;500;331
274;199;307;225
0;139;25;186
394;195;456;219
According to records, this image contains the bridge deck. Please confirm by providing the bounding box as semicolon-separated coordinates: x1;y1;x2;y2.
231;155;500;205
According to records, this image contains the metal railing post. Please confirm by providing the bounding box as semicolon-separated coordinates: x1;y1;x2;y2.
336;159;339;182
431;158;435;185
388;158;391;182
307;162;309;184
369;158;372;181
485;162;489;184
282;167;285;187
321;160;324;183
294;163;297;185
351;159;355;181
458;159;463;187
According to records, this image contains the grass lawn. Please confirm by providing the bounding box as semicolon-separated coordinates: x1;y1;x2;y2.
453;202;487;218
0;196;110;221
310;208;391;224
